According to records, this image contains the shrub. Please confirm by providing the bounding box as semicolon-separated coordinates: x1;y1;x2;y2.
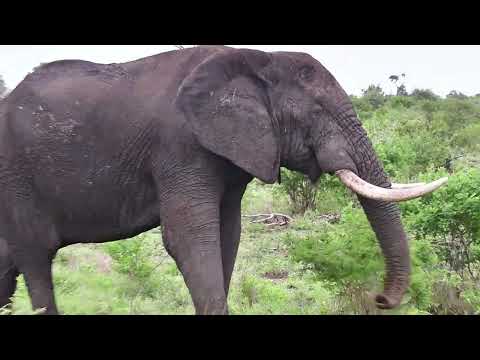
446;90;468;100
410;89;439;101
315;174;356;213
275;169;356;216
284;204;443;313
362;84;387;110
275;168;319;215
461;287;480;314
285;205;382;284
103;234;162;300
454;122;480;152
401;168;480;280
387;96;415;109
104;234;156;281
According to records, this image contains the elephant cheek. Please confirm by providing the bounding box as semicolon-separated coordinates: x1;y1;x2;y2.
314;142;357;175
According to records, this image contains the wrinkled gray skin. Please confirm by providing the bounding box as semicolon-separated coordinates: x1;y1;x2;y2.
0;46;409;315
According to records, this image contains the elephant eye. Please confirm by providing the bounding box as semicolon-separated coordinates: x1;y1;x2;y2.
299;66;315;82
312;105;324;117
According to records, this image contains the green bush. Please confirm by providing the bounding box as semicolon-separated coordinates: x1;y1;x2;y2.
315;174;356;213
284;203;445;313
401;168;480;279
103;234;161;299
387;96;415;109
461;287;480;314
454;122;480;152
275;168;319;215
362;84;387;110
104;234;156;280
410;89;439;101
285;205;382;284
274;169;355;216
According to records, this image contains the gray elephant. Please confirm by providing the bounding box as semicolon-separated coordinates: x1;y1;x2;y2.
0;46;446;315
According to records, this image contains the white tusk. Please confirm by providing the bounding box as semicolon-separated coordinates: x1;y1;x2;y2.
391;182;426;189
336;170;448;202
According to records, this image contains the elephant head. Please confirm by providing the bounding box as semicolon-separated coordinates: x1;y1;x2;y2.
177;47;446;309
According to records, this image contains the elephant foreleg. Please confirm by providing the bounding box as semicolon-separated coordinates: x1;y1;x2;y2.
159;188;228;315
0;238;19;311
220;184;247;296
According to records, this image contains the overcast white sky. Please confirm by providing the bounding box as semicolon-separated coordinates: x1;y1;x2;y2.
1;45;480;97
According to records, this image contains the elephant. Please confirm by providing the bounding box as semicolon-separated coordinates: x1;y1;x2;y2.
0;45;446;315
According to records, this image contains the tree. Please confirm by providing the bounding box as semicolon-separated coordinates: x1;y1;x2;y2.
410;88;439;101
389;75;399;83
402;169;480;280
389;73;408;96
396;84;408;96
447;90;468;100
361;84;386;109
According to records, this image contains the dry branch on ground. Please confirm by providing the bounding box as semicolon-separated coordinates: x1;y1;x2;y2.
243;213;293;227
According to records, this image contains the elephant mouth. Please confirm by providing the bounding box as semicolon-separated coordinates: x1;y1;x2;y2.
335;169;448;202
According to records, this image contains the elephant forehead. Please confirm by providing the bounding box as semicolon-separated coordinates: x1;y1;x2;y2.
272;51;313;63
272;52;324;74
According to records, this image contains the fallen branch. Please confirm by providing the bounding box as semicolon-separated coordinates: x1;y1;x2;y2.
243;213;293;221
317;212;341;224
252;214;274;223
242;213;293;227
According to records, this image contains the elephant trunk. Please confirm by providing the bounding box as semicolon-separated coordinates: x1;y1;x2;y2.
359;197;410;308
336;112;411;309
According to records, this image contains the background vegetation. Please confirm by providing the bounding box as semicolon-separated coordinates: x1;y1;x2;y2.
1;73;479;315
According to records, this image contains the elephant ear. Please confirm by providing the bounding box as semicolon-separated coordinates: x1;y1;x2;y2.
176;48;280;184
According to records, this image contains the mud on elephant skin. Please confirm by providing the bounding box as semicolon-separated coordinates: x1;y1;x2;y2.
0;46;447;314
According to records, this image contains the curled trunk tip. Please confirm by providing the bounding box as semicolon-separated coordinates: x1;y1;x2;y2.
375;293;401;309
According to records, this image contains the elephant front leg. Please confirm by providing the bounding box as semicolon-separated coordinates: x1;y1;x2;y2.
159;193;228;315
220;183;247;295
0;238;19;311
